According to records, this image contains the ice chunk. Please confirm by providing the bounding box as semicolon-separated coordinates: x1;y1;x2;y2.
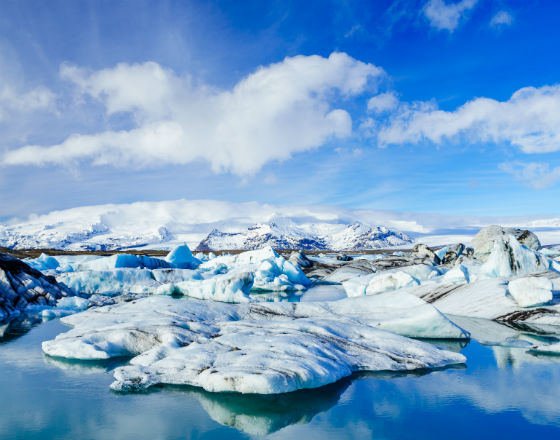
111;318;465;394
304;291;469;339
56;269;160;294
200;246;310;291
40;296;90;319
342;265;435;297
81;254;171;271
478;235;550;279
165;244;201;269
42;295;466;394
365;271;418;295
26;253;60;271
508;277;553;307
473;225;541;261
409;274;560;326
155;271;254;303
0;252;74;318
442;265;470;284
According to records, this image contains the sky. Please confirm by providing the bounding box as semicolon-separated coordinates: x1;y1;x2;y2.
1;0;560;220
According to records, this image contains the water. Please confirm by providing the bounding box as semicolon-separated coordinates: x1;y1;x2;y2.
1;317;560;439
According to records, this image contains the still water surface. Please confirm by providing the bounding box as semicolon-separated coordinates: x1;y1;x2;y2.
1;312;560;439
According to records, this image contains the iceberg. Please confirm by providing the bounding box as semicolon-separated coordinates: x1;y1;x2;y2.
38;296;90;319
25;253;60;271
342;264;437;297
165;244;201;269
529;342;560;356
111;318;463;394
155;271;254;303
410;272;560;326
42;295;466;394
80;254;172;271
508;276;553;308
56;269;162;295
477;235;550;279
442;265;470;284
199;247;311;291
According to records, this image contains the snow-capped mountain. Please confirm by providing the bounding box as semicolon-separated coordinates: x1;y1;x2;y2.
196;218;412;251
1;198;558;251
0;200;414;251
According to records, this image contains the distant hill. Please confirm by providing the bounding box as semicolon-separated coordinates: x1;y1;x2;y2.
196;218;412;251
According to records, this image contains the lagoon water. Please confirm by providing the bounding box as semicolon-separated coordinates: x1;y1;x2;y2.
2;314;560;439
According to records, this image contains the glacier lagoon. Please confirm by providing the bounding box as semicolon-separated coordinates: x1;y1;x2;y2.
3;230;560;437
2;315;560;439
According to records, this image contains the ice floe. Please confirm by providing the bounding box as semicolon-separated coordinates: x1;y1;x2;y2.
154;271;254;303
477;235;550;279
42;295;466;394
199;246;311;291
508;276;553;308
342;264;438;297
44;246;311;299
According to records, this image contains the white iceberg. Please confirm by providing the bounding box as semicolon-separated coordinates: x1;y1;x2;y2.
410;273;560;326
442;265;470;284
199;247;311;292
112;317;463;394
39;296;90;319
42;295;466;394
477;235;550;279
56;269;162;294
155;271;254;303
342;264;437;297
508;276;553;308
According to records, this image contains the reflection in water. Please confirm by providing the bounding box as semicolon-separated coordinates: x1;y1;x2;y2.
249;284;347;303
44;355;131;374
0;314;43;344
159;380;352;435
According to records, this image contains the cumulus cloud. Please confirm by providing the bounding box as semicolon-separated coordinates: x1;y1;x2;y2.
423;0;478;32
3;53;384;175
367;92;399;113
371;85;560;154
499;161;560;189
0;81;55;122
490;10;514;28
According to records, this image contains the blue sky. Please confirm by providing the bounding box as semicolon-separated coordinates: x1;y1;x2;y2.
1;0;560;219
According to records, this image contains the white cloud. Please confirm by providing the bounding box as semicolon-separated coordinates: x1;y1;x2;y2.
367;92;399;113
0;81;55;122
372;85;560;154
3;53;384;175
423;0;478;32
490;10;514;27
499;161;560;189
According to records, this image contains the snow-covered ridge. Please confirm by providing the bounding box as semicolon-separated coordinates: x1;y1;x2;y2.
2;199;560;251
0;200;414;251
196;218;411;251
